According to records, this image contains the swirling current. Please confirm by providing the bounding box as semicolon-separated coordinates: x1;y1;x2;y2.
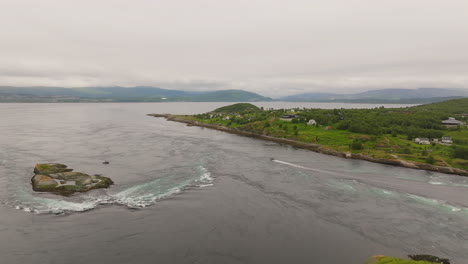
0;102;466;264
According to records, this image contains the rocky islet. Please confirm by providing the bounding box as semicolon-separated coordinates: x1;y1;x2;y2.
31;163;113;196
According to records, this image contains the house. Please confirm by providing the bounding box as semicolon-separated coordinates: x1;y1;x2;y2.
325;126;332;130
442;117;465;126
307;119;317;125
281;114;297;119
414;138;430;144
441;137;453;144
280;114;298;121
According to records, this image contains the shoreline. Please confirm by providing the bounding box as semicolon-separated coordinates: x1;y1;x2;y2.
149;114;468;177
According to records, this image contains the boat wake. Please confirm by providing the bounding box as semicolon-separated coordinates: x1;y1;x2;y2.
271;159;342;176
11;165;214;214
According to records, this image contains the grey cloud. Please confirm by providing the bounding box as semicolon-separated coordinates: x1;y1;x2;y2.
1;0;467;97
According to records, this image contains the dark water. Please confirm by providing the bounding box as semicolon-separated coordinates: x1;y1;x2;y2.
0;102;467;264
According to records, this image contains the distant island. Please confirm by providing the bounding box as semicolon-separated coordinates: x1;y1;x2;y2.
149;99;468;176
1;86;467;103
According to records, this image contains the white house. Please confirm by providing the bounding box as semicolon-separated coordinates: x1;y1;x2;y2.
414;138;430;144
441;137;453;144
307;119;317;125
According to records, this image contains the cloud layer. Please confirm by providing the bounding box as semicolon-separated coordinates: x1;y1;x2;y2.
1;0;467;97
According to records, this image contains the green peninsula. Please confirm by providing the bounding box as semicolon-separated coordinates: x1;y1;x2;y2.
151;98;468;175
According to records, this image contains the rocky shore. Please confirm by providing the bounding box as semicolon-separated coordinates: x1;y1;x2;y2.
31;163;114;196
149;114;468;177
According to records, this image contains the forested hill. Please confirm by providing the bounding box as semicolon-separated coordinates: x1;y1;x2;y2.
213;103;261;113
0;86;271;102
413;97;468;114
279;88;468;103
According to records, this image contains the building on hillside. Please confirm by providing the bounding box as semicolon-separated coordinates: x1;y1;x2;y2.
325;126;332;130
441;137;453;144
414;138;430;144
307;119;317;125
442;117;465;126
282;114;297;119
280;114;298;121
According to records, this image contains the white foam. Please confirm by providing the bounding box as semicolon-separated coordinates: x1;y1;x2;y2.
406;194;467;213
113;186;183;208
198;184;214;188
14;166;215;214
196;166;214;187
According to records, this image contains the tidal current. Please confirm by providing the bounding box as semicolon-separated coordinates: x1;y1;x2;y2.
0;102;466;264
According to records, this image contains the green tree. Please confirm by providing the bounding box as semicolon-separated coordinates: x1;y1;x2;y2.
351;140;364;150
426;155;435;164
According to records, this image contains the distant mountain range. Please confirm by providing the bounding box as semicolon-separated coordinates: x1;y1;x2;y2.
0;86;467;103
279;88;468;103
0;86;271;102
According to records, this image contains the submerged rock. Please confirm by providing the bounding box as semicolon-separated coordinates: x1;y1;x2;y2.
408;255;450;264
366;255;450;264
31;163;113;196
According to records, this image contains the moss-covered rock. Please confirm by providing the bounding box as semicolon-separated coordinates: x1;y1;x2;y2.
366;255;450;264
31;163;113;196
32;174;57;187
31;174;59;192
34;163;72;175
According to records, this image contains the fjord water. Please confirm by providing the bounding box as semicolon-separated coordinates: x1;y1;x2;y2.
0;102;467;264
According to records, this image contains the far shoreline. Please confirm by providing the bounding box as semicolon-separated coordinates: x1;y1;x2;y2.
149;113;468;177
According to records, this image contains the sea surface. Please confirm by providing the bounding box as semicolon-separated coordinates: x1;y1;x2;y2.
0;102;467;264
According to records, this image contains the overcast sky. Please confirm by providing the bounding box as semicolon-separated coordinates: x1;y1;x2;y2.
1;0;467;97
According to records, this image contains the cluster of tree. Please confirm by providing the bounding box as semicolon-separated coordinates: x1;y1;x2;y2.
286;107;454;139
195;100;467;145
451;146;468;159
